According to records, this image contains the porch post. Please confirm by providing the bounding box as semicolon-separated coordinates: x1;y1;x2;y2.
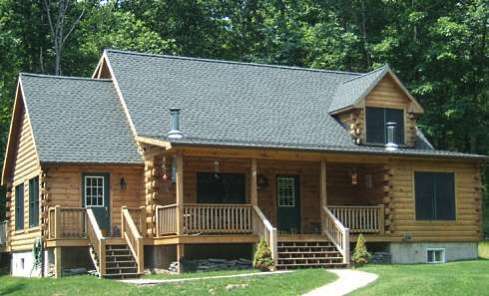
320;160;327;219
175;154;184;235
54;247;62;278
251;159;258;206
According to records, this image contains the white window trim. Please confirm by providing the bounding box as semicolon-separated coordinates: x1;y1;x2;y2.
426;248;446;264
84;176;105;208
277;177;296;208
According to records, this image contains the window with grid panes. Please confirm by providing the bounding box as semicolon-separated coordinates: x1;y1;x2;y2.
84;176;105;207
277;177;296;207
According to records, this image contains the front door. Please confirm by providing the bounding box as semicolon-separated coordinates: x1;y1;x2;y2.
82;174;110;234
276;176;300;233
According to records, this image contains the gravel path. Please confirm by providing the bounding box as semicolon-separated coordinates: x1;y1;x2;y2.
303;269;378;296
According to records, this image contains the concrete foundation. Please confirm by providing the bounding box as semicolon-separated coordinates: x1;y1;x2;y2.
389;242;478;264
11;251;41;277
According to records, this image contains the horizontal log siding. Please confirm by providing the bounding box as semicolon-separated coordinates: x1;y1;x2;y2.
9;104;42;251
46;165;144;232
389;160;482;241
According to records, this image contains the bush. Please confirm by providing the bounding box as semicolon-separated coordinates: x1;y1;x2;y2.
253;239;274;271
352;234;371;267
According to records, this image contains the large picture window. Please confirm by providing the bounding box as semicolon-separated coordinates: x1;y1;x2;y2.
15;184;24;230
197;173;245;204
415;172;455;220
29;177;40;227
366;107;404;145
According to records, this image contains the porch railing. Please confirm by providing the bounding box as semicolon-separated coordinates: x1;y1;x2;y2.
183;203;253;234
252;206;278;262
48;206;86;239
121;207;144;274
0;220;7;245
87;208;106;276
125;206;146;236
156;204;178;236
329;205;385;234
322;206;350;264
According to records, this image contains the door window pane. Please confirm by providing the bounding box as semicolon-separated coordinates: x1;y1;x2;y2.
84;176;105;207
277;177;296;207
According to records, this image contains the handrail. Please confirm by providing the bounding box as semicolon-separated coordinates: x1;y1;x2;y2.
329;204;384;233
252;206;278;263
87;208;106;276
322;206;350;264
121;207;144;274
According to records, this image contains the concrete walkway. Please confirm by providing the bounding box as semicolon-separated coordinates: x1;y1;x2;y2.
303;269;378;296
120;270;292;286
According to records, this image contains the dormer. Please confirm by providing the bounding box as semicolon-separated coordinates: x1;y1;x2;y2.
329;65;424;148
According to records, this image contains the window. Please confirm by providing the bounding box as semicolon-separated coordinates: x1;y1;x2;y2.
415;172;455;220
15;184;24;230
29;177;40;227
197;173;245;204
84;176;105;207
366;107;404;145
277;177;296;207
427;248;445;264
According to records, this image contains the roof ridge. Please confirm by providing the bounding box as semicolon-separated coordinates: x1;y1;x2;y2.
341;65;388;84
20;72;112;82
104;48;363;76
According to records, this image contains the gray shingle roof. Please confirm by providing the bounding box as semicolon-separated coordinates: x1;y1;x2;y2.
20;73;142;164
328;65;388;113
104;49;485;161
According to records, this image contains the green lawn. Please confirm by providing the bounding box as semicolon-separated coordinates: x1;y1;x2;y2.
0;269;336;296
352;260;489;296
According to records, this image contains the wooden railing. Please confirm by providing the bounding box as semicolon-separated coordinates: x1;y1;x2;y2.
121;207;144;274
329;205;384;234
0;221;7;245
87;208;106;276
322;206;350;264
183;203;253;234
252;206;278;263
48;206;86;239
125;206;146;236
156;204;178;236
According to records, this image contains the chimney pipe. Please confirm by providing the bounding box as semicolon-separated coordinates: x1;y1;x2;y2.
385;121;398;151
167;109;184;140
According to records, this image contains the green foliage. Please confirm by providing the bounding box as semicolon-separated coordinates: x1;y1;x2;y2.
352;234;371;267
479;241;489;259
253;239;274;271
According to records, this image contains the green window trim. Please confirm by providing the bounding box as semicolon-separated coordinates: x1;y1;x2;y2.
15;184;24;230
29;177;40;228
415;172;456;221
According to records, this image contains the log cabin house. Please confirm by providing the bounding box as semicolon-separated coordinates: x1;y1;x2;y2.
0;49;485;278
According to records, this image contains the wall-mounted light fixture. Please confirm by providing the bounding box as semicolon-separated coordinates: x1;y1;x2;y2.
120;177;127;191
350;168;358;185
213;160;220;180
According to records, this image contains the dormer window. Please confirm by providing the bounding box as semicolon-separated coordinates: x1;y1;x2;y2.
366;107;404;145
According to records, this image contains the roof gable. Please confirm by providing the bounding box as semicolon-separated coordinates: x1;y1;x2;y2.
329;65;424;114
18;74;142;165
1;82;41;185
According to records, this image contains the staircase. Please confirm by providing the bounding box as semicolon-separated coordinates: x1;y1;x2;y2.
89;244;141;278
276;240;347;269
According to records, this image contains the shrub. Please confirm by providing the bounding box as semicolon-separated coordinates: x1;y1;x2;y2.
352;234;371;267
253;239;274;271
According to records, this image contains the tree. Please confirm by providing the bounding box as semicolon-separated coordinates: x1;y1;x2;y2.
42;0;85;75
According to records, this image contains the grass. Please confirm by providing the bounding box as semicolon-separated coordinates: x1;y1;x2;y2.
352;260;489;296
0;268;336;296
479;241;489;259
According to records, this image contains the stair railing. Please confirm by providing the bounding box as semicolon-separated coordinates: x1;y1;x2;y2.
86;208;106;276
322;206;350;264
121;206;144;274
252;206;278;263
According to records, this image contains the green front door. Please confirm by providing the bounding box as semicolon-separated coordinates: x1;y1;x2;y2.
276;175;300;233
82;173;110;233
